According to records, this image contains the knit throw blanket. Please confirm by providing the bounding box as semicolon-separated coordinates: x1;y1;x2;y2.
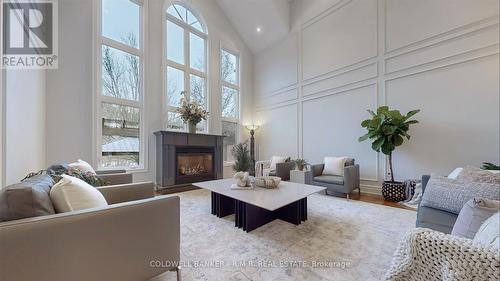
384;228;499;281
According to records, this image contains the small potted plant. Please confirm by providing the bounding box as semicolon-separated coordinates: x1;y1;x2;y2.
176;91;209;133
358;106;420;202
294;159;309;171
232;141;252;172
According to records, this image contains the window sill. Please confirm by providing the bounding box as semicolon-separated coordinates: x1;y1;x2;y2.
97;167;147;174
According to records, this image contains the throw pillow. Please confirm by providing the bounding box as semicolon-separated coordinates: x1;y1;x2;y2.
68;159;96;175
456;165;500;184
473;212;500;249
270;156;287;170
452;198;500;239
0;175;56;222
323;157;347;176
420;175;500;214
49;174;108;213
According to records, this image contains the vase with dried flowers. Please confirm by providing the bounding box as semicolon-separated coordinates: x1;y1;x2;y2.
176;91;209;133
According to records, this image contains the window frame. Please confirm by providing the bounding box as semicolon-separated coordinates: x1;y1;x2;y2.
163;2;208;133
94;0;147;172
220;45;241;162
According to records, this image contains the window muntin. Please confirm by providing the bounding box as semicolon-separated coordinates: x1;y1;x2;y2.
165;3;207;133
220;48;240;162
98;0;144;170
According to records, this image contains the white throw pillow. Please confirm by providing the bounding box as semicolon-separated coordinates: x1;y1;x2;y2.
270;156;287;170
68;159;96;175
473;212;500;249
50;174;108;213
323;157;347;176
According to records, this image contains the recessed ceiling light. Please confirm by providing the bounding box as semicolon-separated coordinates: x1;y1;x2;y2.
256;27;262;33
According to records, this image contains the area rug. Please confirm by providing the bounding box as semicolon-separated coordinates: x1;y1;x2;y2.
156;189;416;281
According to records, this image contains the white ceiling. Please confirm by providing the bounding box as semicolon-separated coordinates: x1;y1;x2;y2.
216;0;291;54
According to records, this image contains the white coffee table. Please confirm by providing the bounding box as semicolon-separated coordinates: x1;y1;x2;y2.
194;179;325;232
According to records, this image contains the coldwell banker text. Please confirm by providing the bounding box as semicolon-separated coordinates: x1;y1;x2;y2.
2;0;58;69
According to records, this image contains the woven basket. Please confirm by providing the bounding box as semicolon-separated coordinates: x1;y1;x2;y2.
254;176;281;189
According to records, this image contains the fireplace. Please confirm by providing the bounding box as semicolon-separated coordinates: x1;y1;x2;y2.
176;147;214;184
155;131;224;189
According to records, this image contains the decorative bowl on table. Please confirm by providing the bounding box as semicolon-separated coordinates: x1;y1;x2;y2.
254;176;281;189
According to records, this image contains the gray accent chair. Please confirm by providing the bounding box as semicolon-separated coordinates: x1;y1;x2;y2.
255;160;295;181
311;158;360;199
416;175;458;234
0;182;182;281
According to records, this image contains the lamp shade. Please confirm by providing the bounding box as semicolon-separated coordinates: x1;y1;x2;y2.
245;124;260;131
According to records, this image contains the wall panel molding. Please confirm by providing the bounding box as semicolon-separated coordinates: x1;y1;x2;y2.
254;0;500;194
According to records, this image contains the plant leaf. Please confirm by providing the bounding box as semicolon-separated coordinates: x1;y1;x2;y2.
381;141;395;155
371;138;385;151
393;135;404;146
367;109;376;116
361;119;371;128
377;106;389;114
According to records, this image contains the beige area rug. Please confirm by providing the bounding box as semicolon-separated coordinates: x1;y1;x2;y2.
156;189;416;281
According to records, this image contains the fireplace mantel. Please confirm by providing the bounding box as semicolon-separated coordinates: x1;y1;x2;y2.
154;131;225;189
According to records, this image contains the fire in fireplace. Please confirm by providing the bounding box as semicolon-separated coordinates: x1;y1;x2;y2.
177;154;213;176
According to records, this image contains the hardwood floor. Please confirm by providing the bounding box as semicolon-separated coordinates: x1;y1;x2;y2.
157;185;414;211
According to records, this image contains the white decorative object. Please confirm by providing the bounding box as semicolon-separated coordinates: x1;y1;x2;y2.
254;176;281;189
68;159;96;174
323;156;347;176
447;167;463;179
233;171;249;187
270;156;287;170
384;228;500;281
473;212;500;249
49;174;108;213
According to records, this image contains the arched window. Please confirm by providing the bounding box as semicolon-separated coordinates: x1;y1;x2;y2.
165;3;208;132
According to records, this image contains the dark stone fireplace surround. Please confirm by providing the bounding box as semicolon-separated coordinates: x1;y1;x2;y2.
154;131;224;189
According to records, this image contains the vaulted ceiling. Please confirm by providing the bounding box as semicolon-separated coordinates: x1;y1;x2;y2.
216;0;291;54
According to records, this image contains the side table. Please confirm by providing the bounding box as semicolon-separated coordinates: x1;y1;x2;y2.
290;170;312;185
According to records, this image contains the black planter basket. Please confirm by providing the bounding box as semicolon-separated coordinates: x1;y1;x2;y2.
382;181;406;202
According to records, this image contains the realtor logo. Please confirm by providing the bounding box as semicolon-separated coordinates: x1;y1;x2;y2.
2;0;58;69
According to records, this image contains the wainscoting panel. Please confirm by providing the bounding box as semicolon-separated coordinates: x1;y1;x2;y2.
386;54;500;180
385;0;499;52
386;24;500;74
255;88;298;109
302;85;378;181
303;62;377;96
301;0;377;81
255;104;299;160
254;34;299;96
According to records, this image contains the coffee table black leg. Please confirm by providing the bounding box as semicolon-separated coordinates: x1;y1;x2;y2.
244;203;275;232
211;192;235;218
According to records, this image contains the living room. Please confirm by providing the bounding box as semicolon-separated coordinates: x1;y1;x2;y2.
0;0;499;280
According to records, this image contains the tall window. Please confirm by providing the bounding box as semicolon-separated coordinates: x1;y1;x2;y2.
220;48;240;161
97;0;144;169
165;4;207;132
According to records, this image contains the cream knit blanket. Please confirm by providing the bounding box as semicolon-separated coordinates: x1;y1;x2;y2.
384;228;499;281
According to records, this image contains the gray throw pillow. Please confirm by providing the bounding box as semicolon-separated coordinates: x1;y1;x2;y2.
0;174;56;222
451;198;500;239
420;175;500;214
456;165;500;184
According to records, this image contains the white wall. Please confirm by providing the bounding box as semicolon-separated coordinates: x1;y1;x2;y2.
4;70;46;185
45;0;254;183
254;0;500;194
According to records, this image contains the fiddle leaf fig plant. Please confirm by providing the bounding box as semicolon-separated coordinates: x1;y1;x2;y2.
358;106;420;182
